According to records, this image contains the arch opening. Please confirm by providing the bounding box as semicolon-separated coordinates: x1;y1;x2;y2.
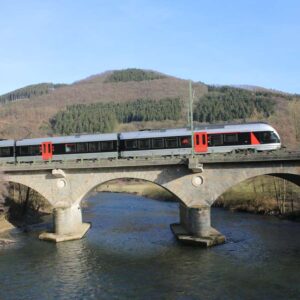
80;177;181;206
3;181;53;228
214;173;300;219
79;178;181;251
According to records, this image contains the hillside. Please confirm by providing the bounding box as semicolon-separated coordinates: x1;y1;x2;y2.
0;68;299;149
0;83;67;103
0;69;207;139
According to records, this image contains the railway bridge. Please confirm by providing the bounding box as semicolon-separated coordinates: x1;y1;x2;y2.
2;151;300;247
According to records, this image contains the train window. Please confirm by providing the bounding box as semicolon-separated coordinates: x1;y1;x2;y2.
271;132;280;143
138;139;150;149
180;136;191;148
65;144;76;153
88;142;100;152
238;132;251;144
29;145;40;155
77;143;88;153
224;133;238;145
152;138;164;149
20;146;29;155
0;147;11;157
52;143;64;155
254;131;280;144
209;134;223;146
124;140;137;150
196;135;200;145
101;141;114;151
165;137;178;148
202;134;206;145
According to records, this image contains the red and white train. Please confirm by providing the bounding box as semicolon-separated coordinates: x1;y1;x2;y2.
0;122;281;163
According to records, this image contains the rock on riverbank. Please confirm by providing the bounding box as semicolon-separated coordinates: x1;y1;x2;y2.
0;216;15;245
0;216;14;233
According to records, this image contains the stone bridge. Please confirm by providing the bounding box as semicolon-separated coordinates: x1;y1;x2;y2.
2;151;300;246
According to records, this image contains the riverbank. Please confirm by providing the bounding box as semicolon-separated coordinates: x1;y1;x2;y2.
96;179;176;201
0;215;14;233
0;215;15;246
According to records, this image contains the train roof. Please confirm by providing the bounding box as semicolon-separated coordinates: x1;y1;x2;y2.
120;128;191;139
194;121;269;129
16;133;118;146
0;140;14;147
195;122;277;133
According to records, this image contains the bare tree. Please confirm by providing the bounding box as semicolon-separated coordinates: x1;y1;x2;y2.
0;171;8;215
8;183;49;220
272;177;289;215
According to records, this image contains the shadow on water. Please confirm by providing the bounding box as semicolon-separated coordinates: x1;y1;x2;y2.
0;192;299;300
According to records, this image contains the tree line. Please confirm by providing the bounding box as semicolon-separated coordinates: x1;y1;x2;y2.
0;83;67;104
194;87;275;123
105;68;166;83
50;87;276;135
51;98;182;134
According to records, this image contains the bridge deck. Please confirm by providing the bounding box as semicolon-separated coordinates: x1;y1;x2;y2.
1;150;300;172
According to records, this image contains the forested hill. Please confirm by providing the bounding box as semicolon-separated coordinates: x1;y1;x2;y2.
0;68;299;149
51;98;182;134
50;89;275;135
0;83;67;103
104;69;166;82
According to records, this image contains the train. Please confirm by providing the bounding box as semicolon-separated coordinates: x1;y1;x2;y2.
0;122;281;163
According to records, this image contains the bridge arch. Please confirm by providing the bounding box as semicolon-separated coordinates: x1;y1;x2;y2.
4;176;53;206
3;180;53;228
268;173;300;186
4;179;53;208
210;171;300;211
77;177;182;207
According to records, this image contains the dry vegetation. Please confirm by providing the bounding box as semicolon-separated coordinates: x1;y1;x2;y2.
0;171;8;215
5;183;52;226
215;175;300;218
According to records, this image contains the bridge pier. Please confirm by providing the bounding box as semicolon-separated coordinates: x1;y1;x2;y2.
39;204;90;243
171;204;225;247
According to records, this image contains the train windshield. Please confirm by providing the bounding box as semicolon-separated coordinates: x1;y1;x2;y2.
254;131;280;144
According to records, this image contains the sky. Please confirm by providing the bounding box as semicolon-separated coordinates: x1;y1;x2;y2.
0;0;299;95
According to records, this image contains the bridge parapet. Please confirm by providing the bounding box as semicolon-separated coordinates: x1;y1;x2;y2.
2;150;300;172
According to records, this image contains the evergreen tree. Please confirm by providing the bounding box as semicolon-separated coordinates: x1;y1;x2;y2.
50;97;182;134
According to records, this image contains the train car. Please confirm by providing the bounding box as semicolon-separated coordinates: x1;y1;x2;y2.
0;140;15;163
120;122;281;157
0;122;281;163
119;128;192;158
203;123;281;153
15;133;118;162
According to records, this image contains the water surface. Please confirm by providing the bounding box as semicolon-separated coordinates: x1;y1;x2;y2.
0;192;299;300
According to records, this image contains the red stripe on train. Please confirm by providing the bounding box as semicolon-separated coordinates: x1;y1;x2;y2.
250;132;260;145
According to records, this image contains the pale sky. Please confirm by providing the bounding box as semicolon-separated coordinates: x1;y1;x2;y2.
0;0;299;94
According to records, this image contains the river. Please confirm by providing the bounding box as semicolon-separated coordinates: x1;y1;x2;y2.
0;192;299;300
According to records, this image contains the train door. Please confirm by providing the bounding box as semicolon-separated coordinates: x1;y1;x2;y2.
194;132;208;153
41;142;53;160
